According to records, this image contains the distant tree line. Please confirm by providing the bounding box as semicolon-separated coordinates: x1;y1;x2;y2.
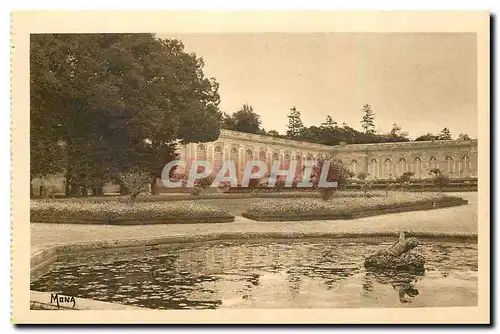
222;103;473;145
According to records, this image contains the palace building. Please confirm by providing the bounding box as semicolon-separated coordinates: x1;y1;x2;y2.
31;129;478;195
177;129;478;180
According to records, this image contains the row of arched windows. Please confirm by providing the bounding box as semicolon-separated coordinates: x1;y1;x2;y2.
196;144;323;170
195;144;473;178
365;155;471;179
196;144;324;172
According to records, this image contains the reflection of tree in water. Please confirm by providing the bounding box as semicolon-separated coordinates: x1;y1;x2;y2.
286;270;302;297
285;262;359;292
364;268;424;304
31;251;225;310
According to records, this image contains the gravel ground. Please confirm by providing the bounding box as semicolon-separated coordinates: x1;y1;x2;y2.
31;192;477;249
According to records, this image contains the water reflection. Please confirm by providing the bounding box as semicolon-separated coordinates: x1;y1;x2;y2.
363;269;423;304
31;239;478;309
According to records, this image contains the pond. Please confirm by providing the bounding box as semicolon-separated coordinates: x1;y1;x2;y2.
30;238;478;309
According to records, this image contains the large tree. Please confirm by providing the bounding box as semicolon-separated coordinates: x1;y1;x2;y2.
321;115;337;130
30;33;222;196
360;104;376;134
384;123;410;142
266;130;281;138
458;133;472;140
286;106;304;139
437;128;452;140
415;133;438;141
222;104;261;134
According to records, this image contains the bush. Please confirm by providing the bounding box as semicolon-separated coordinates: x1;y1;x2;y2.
118;169;151;200
433;174;450;190
189;186;203;196
248;177;262;191
319;188;335;201
274;179;286;192
197;175;216;189
310;157;354;200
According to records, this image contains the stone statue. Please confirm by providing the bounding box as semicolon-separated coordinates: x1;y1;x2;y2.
364;232;425;272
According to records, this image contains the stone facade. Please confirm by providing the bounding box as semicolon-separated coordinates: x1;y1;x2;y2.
178;129;478;180
32;129;478;194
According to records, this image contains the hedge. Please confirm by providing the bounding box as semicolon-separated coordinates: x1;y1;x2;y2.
30;200;234;225
242;193;468;221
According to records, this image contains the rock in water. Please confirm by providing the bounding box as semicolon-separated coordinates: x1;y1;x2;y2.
364;252;425;272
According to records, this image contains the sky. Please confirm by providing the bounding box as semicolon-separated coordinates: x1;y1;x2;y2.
159;33;477;139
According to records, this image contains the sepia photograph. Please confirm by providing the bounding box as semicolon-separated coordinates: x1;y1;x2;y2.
11;11;490;324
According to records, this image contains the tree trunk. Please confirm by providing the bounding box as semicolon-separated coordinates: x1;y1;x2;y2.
30;175;34;198
65;172;71;196
96;186;103;196
150;176;158;195
120;183;129;195
69;183;80;197
39;185;45;198
82;185;89;197
130;191;140;201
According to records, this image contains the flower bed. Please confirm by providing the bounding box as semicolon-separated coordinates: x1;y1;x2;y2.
37;191;384;202
242;193;468;221
30;200;234;225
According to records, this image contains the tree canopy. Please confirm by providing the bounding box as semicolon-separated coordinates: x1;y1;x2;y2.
437;128;452;140
360;104;376;134
286;106;305;139
222;104;262;134
31;33;222;196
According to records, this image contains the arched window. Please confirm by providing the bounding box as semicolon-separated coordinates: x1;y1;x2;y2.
214;146;223;172
295;155;303;175
413;157;422;178
397;158;407;176
351;159;358;174
445;156;454;175
245;150;254;169
429;156;439;170
230;147;239;170
196;144;206;161
383;158;392;179
462;155;471;177
283;153;291;169
369;158;379;178
259;151;266;160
